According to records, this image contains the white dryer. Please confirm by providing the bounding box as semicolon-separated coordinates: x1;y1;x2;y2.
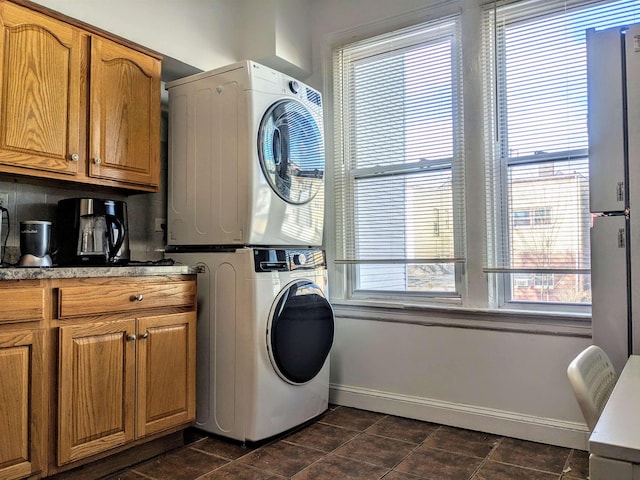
170;247;334;442
166;61;325;247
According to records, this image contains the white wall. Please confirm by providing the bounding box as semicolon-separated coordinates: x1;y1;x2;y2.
32;0;312;78
310;0;592;449
241;0;312;77
31;0;242;72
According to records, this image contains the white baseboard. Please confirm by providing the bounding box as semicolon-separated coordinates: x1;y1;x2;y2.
329;383;590;450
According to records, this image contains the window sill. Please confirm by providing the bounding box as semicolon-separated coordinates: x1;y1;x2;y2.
330;299;591;337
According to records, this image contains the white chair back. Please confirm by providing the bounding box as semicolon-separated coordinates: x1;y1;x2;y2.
567;345;618;431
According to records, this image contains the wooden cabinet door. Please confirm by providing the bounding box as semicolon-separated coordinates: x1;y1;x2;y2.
0;329;45;480
136;312;196;438
58;320;135;465
89;36;160;188
0;2;81;175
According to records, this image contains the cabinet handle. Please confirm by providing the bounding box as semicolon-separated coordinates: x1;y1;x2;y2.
94;157;102;165
126;334;136;341
131;294;143;302
70;153;79;162
140;332;149;339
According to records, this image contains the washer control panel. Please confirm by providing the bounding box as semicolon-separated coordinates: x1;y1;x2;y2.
253;248;325;272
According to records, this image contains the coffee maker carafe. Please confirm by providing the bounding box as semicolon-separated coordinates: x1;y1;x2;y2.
56;198;130;266
78;214;123;259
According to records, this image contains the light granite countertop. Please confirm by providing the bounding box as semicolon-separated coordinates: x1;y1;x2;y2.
0;264;196;280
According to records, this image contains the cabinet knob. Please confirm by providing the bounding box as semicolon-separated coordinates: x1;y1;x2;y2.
131;294;144;302
126;334;136;341
70;153;79;162
94;157;102;165
140;332;149;339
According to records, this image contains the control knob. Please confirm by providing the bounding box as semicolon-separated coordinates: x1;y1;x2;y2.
292;253;307;266
289;80;300;94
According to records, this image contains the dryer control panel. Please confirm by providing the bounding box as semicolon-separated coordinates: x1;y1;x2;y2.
254;248;326;272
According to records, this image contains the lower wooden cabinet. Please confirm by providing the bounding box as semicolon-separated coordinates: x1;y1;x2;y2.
136;313;196;438
57;319;136;465
0;329;45;480
0;274;196;479
57;312;196;465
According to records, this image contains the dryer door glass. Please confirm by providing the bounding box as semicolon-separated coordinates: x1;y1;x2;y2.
258;99;324;205
268;280;334;384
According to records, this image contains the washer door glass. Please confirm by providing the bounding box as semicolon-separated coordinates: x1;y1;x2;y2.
258;99;324;205
268;280;334;384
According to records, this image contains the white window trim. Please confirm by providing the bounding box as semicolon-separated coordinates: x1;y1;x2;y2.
334;16;465;301
324;2;491;308
322;0;598;321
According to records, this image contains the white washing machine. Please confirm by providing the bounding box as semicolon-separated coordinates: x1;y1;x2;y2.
166;60;325;247
170;247;334;442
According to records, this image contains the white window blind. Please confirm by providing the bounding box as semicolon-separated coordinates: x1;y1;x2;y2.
483;0;640;305
333;15;465;295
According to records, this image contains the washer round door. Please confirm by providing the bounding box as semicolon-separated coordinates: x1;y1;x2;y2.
267;279;334;385
258;99;324;205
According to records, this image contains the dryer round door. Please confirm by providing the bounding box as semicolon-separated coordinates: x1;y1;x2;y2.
258;99;324;205
267;279;334;385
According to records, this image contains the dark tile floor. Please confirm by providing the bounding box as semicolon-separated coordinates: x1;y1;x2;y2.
103;406;589;480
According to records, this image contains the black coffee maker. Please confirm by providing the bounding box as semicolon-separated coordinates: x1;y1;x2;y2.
56;198;130;266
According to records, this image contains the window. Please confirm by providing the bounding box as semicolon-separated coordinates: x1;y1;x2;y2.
331;0;639;313
483;0;639;308
513;210;531;227
533;209;552;226
332;15;465;298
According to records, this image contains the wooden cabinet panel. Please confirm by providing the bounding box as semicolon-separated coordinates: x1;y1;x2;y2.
0;274;197;474
0;286;44;324
58;280;196;318
0;2;80;174
89;36;160;188
136;312;196;437
58;320;135;465
56;276;197;467
0;329;45;480
0;1;162;191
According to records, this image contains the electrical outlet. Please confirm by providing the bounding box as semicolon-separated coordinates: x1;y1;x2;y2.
154;218;166;232
0;193;8;209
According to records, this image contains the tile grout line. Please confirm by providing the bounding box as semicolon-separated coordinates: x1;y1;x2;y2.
299;418;389;476
288;412;396;479
559;448;583;480
467;435;504;480
382;425;444;479
328;423;445;478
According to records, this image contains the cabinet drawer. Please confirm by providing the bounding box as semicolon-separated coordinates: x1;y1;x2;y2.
0;287;45;324
58;281;196;318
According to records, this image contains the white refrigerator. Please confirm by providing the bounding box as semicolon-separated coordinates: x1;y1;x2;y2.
588;23;640;373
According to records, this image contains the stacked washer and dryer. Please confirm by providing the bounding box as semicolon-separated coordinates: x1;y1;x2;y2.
165;61;334;442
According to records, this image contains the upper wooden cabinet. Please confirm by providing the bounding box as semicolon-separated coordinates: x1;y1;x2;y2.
0;1;161;192
0;2;81;175
89;37;160;188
